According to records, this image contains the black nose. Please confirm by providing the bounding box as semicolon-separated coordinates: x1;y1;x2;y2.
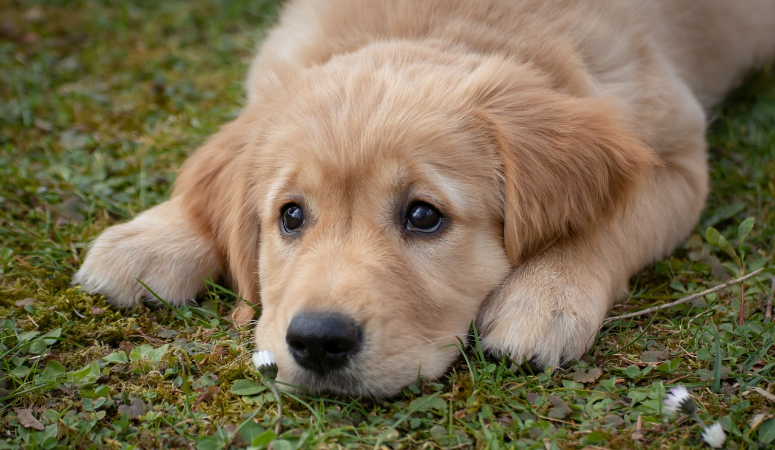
285;312;362;374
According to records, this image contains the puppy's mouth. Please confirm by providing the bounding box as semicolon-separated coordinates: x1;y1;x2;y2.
287;364;384;397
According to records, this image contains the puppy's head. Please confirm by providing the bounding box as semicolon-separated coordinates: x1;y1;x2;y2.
223;46;656;396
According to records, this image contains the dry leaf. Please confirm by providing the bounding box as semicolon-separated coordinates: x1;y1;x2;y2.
24;7;44;22
118;341;135;355
21;33;38;44
750;412;773;431
572;367;603;384
640;350;669;363
603;415;625;428
15;298;35;308
14;408;44;430
193;386;219;409
547;396;571;420
117;397;147;419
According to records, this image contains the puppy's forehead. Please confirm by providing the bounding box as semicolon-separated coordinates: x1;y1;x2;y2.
265;63;475;161
256;63;503;217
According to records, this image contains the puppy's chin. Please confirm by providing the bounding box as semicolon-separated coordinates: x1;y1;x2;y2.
276;359;456;398
276;365;411;398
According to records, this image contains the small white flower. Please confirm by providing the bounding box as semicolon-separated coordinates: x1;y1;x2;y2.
252;350;278;379
701;422;726;448
664;385;695;415
253;350;276;368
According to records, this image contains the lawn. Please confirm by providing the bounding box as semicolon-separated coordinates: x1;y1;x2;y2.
1;1;774;448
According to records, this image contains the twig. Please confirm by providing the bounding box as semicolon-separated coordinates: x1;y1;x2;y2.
605;267;766;322
126;330;165;345
70;241;80;265
766;276;774;321
748;386;775;404
632;414;644;441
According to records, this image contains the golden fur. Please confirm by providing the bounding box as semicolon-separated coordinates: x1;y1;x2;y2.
74;0;775;396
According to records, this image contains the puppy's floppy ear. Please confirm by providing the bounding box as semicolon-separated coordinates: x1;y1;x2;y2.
460;58;660;265
173;113;262;325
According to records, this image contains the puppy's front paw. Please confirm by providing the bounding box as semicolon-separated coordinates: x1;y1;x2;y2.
477;250;616;368
73;198;222;307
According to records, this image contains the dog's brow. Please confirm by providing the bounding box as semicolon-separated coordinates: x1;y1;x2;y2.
265;167;299;209
416;163;467;212
390;166;409;188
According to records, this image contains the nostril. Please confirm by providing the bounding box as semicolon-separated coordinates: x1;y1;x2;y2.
324;339;354;355
285;312;362;374
287;339;306;352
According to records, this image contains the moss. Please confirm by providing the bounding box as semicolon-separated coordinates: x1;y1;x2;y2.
217;365;254;386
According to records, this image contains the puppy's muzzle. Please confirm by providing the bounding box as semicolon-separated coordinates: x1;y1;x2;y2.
285;312;362;374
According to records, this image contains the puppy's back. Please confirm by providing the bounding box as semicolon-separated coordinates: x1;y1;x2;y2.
247;0;775;108
651;0;775;107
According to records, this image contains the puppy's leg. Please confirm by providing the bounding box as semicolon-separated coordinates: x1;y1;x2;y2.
75;116;254;314
478;83;710;367
73;196;222;307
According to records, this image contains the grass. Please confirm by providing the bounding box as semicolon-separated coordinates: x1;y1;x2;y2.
1;0;774;448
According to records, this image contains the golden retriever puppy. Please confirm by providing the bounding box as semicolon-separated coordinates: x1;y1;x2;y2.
74;0;775;396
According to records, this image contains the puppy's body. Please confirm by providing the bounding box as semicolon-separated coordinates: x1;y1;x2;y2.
75;0;775;396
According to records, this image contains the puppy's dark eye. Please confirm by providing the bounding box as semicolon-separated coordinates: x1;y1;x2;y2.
405;202;443;233
281;203;305;233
